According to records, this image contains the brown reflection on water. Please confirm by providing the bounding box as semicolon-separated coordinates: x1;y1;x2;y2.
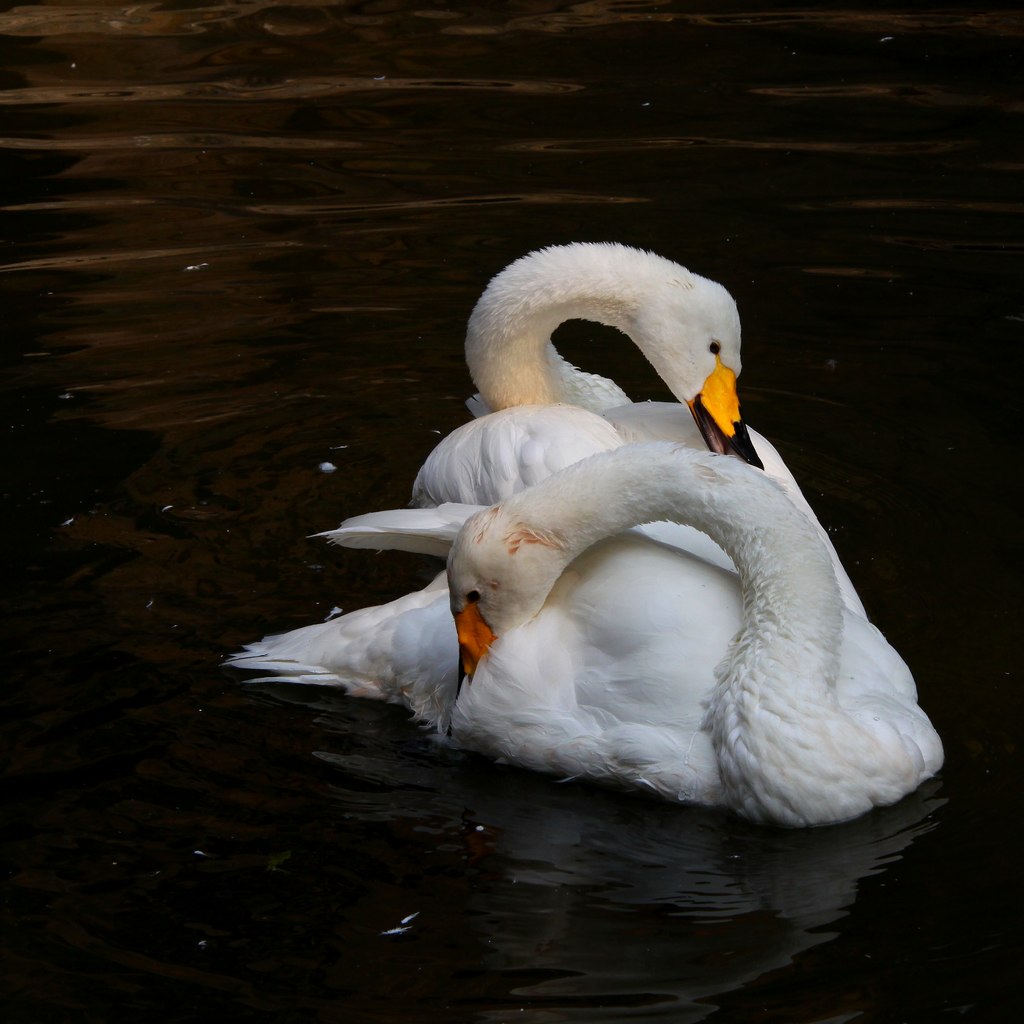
505;135;970;155
0;76;583;108
2;1;1021;1020
3;3;1020;40
0;132;362;150
439;6;1024;37
797;198;1024;213
751;81;1024;112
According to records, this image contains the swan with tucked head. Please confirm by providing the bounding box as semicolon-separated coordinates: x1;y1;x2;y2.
464;242;757;460
412;243;762;509
447;443;942;827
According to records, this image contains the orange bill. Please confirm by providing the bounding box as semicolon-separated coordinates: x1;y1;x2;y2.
454;601;497;679
687;356;764;469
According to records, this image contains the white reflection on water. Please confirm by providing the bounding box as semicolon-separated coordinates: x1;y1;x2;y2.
303;690;944;1020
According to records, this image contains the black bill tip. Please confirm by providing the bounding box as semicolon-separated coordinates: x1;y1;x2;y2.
690;396;764;470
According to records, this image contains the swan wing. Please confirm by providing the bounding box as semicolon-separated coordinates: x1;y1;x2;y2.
602;400;707;446
317;503;480;557
411;404;624;507
411;403;732;571
836;612;945;779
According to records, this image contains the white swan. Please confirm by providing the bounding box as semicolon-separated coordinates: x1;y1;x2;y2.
447;443;942;827
411;242;865;616
229;444;941;827
412;242;762;510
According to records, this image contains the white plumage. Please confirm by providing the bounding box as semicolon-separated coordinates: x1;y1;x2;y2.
230;444;942;827
412;242;749;509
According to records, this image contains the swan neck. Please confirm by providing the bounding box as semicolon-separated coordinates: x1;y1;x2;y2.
509;446;844;680
465;249;640;411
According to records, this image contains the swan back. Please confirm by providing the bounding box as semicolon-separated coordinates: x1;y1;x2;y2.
411;404;625;507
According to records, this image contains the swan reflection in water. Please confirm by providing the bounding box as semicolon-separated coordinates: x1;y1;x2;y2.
301;687;944;1019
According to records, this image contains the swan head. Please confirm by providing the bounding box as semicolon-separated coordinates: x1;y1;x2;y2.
625;271;763;468
447;504;567;678
467;243;763;466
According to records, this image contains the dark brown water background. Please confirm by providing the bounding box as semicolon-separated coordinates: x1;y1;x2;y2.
2;3;1022;1021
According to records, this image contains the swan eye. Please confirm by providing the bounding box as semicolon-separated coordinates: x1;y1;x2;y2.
709;340;721;355
466;590;481;604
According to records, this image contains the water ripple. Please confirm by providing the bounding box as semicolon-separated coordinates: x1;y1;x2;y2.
0;239;302;274
794;198;1024;214
0;132;360;151
238;190;646;218
445;6;1024;37
751;82;1024;115
505;135;969;156
3;2;1020;41
0;76;581;108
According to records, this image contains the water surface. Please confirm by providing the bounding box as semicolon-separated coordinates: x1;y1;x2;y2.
2;3;1021;1021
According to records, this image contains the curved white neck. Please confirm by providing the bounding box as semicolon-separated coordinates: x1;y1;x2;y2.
465;244;661;412
503;443;843;677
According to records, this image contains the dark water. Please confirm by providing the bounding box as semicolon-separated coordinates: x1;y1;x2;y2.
2;3;1021;1021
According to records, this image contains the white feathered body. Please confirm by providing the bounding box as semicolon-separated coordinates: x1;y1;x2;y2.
229;455;941;828
228;237;941;826
445;528;932;824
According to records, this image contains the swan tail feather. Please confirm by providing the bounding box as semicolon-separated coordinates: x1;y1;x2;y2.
225;573;458;730
316;504;480;557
